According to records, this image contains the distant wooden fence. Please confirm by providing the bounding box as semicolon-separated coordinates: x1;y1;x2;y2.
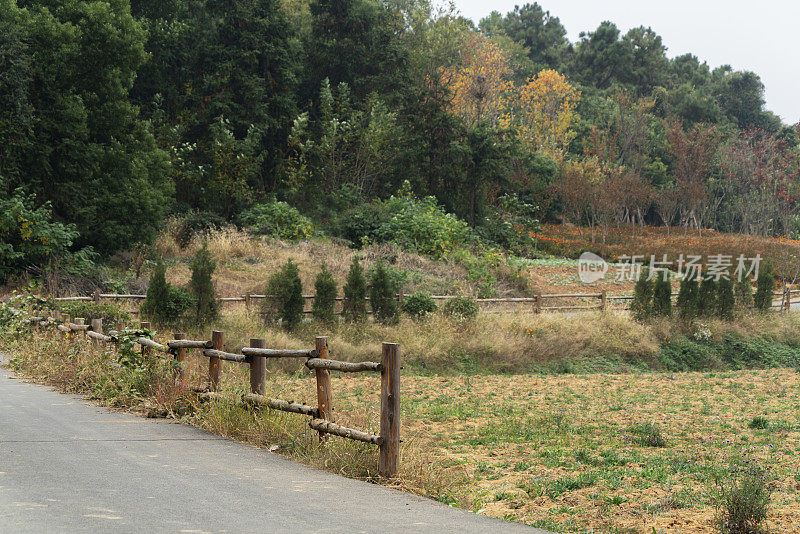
52;288;800;315
24;312;401;478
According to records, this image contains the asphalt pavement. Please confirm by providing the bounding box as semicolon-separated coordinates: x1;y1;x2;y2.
0;358;546;533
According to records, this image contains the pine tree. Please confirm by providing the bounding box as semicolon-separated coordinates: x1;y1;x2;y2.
369;260;398;324
190;244;218;323
697;277;718;317
652;270;672;317
717;276;735;319
676;275;700;319
343;256;367;322
630;267;653;321
735;277;754;310
753;261;775;311
312;263;337;324
267;259;304;330
141;260;171;323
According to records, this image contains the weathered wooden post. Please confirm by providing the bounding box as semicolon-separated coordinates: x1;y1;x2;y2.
93;290;101;304
314;337;333;442
140;321;151;359
600;290;607;312
73;317;85;340
90;318;103;347
534;294;541;314
173;333;187;382
379;342;400;478
244;293;252;314
249;338;267;396
209;330;224;391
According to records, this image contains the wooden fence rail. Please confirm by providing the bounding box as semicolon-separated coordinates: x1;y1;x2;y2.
52;288;800;315
26;314;400;478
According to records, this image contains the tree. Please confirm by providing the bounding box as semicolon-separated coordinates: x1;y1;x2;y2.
141;260;170;323
3;0;171;253
190;244;218;323
753;261;775;311
676;276;699;319
267;259;304;329
716;276;735;320
652;271;672;317
569;22;632;89
312;263;337;324
342;256;367;321
501;69;580;160
441;36;511;128
630;266;652;320
697;277;717;317
369;260;398;324
735;278;754;310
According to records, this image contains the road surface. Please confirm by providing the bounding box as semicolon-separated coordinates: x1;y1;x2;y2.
0;360;545;533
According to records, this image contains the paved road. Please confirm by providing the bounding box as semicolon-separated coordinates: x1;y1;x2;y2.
0;361;544;533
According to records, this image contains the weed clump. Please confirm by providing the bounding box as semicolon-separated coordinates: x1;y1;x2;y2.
748;416;769;430
630;422;666;447
716;473;770;534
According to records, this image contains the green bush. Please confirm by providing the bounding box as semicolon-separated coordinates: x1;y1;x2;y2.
717;277;735;320
677;276;700;319
56;301;130;329
189;244;218;323
753;262;775;311
630;267;653;321
267;259;304;330
652;271;672;317
377;191;471;258
402;293;437;318
698;277;718;316
176;211;226;248
370;260;398;324
312;264;337;324
342;256;367;322
658;336;721;371
329;202;390;248
442;296;479;319
239;200;313;241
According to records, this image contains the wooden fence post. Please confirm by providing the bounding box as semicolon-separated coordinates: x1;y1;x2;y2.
600;290;607;312
93;290;101;304
379;342;400;478
244;293;251;314
534;294;541;314
140;321;151;358
209;330;224;391
74;318;85;340
90;318;102;347
173;333;187;382
314;337;333;442
249;338;267;396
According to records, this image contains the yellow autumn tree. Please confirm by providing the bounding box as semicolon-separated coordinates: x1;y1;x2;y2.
441;36;511;127
502;69;580;160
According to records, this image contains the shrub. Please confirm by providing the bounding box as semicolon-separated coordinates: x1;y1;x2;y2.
677;276;700;319
630;267;653;320
370;260;398;324
717;277;735;320
442;296;478;319
402;293;437;318
312;264;337;324
698;277;718;316
175;211;225;248
629;422;666;447
141;260;170;322
716;474;770;534
266;259;304;330
652;271;672;317
189;244;218;323
56;301;130;329
753;261;775;311
329;202;390;248
736;278;754;310
658;336;721;371
342;256;367;322
239;200;313;241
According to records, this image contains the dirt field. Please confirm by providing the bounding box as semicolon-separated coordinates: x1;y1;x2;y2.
257;367;800;533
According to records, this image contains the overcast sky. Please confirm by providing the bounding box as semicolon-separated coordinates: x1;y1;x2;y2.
452;0;800;125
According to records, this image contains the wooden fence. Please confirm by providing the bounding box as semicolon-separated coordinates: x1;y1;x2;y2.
26;312;400;478
53;288;800;315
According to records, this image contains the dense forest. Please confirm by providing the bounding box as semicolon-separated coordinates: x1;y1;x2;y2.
1;0;799;283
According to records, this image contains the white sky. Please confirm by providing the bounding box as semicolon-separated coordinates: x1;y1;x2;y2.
452;0;800;125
